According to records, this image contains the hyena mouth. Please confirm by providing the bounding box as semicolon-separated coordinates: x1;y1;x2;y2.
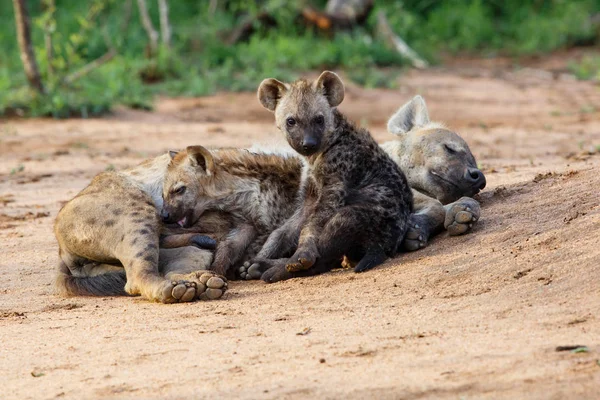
430;171;461;190
177;216;187;228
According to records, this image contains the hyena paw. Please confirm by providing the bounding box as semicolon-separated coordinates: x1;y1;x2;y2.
238;260;267;280
158;280;198;303
166;271;228;301
261;263;293;283
402;214;430;252
445;197;481;236
286;248;318;272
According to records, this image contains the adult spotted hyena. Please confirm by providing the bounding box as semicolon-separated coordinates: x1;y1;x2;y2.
382;95;486;251
54;155;228;303
254;71;413;283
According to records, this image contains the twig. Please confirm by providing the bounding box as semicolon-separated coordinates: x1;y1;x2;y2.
376;11;428;69
136;0;158;55
157;0;171;50
63;50;116;85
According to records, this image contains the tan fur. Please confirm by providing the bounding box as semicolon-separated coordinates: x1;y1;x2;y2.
54;155;228;303
382;95;486;250
162;147;306;277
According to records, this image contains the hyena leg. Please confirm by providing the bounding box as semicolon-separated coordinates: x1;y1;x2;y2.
262;206;386;283
159;247;227;301
160;233;217;250
402;190;446;252
254;210;304;260
240;211;304;280
210;223;257;277
443;196;481;236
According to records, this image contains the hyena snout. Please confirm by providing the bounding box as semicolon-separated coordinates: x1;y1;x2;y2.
160;207;172;223
301;134;321;155
464;167;486;191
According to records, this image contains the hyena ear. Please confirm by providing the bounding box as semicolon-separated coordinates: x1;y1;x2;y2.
257;78;288;112
168;150;178;159
186;145;215;176
314;71;344;107
387;95;430;135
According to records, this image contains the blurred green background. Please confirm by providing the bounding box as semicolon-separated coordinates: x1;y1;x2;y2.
2;0;599;118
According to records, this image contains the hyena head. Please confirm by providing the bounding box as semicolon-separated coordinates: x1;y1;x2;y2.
257;71;345;157
382;95;486;204
161;146;218;228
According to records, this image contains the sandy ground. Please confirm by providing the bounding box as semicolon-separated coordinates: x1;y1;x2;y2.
1;54;600;399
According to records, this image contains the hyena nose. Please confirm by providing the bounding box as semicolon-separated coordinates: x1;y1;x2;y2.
302;137;319;153
465;168;486;190
160;209;170;223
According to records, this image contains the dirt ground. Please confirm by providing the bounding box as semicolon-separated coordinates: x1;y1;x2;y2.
1;53;600;399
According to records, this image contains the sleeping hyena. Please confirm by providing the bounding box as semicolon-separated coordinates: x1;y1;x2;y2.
382;95;486;251
54;155;228;303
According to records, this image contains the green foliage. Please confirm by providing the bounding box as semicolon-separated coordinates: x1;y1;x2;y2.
570;55;600;81
1;0;599;118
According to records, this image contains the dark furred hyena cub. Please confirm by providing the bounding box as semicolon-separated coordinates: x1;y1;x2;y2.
256;71;413;283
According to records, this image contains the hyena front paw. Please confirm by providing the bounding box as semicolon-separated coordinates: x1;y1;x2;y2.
167;271;228;301
238;260;266;280
239;259;289;280
403;214;430;252
286;248;318;272
261;263;293;283
444;197;481;236
158;280;198;303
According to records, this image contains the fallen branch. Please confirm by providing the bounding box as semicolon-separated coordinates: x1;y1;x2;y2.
302;0;373;32
376;11;428;69
63;50;116;85
227;11;277;45
136;0;158;55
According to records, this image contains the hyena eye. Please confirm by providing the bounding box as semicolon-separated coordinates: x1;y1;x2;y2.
315;115;324;125
286;117;296;127
172;186;186;195
444;144;457;155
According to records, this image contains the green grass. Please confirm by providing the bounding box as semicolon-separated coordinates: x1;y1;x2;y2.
1;0;599;118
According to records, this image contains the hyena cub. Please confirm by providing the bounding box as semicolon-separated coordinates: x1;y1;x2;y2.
161;146;305;277
255;71;413;283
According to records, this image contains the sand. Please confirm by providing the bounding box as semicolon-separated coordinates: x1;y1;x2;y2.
1;54;599;399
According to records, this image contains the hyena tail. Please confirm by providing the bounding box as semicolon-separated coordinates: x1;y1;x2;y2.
56;261;128;296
